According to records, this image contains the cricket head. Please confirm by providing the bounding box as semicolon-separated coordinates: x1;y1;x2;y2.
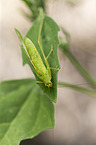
45;81;53;87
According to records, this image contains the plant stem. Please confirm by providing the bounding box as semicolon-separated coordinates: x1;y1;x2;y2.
58;81;96;97
60;45;96;89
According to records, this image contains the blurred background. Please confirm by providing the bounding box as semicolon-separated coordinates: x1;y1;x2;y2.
1;0;96;145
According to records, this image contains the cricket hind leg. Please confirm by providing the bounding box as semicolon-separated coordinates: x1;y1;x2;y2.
37;13;60;74
46;45;53;60
38;15;54;61
37;12;51;68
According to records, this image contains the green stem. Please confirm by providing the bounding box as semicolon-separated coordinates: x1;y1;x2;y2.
60;45;96;89
58;81;96;97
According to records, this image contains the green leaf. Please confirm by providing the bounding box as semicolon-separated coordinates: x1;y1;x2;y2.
0;79;54;145
17;12;60;103
26;12;60;103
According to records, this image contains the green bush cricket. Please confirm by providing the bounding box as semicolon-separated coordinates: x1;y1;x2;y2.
15;13;60;88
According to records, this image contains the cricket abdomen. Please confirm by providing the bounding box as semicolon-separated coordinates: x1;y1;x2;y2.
23;37;51;85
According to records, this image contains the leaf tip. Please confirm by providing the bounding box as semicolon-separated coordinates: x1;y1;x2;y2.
15;28;23;43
